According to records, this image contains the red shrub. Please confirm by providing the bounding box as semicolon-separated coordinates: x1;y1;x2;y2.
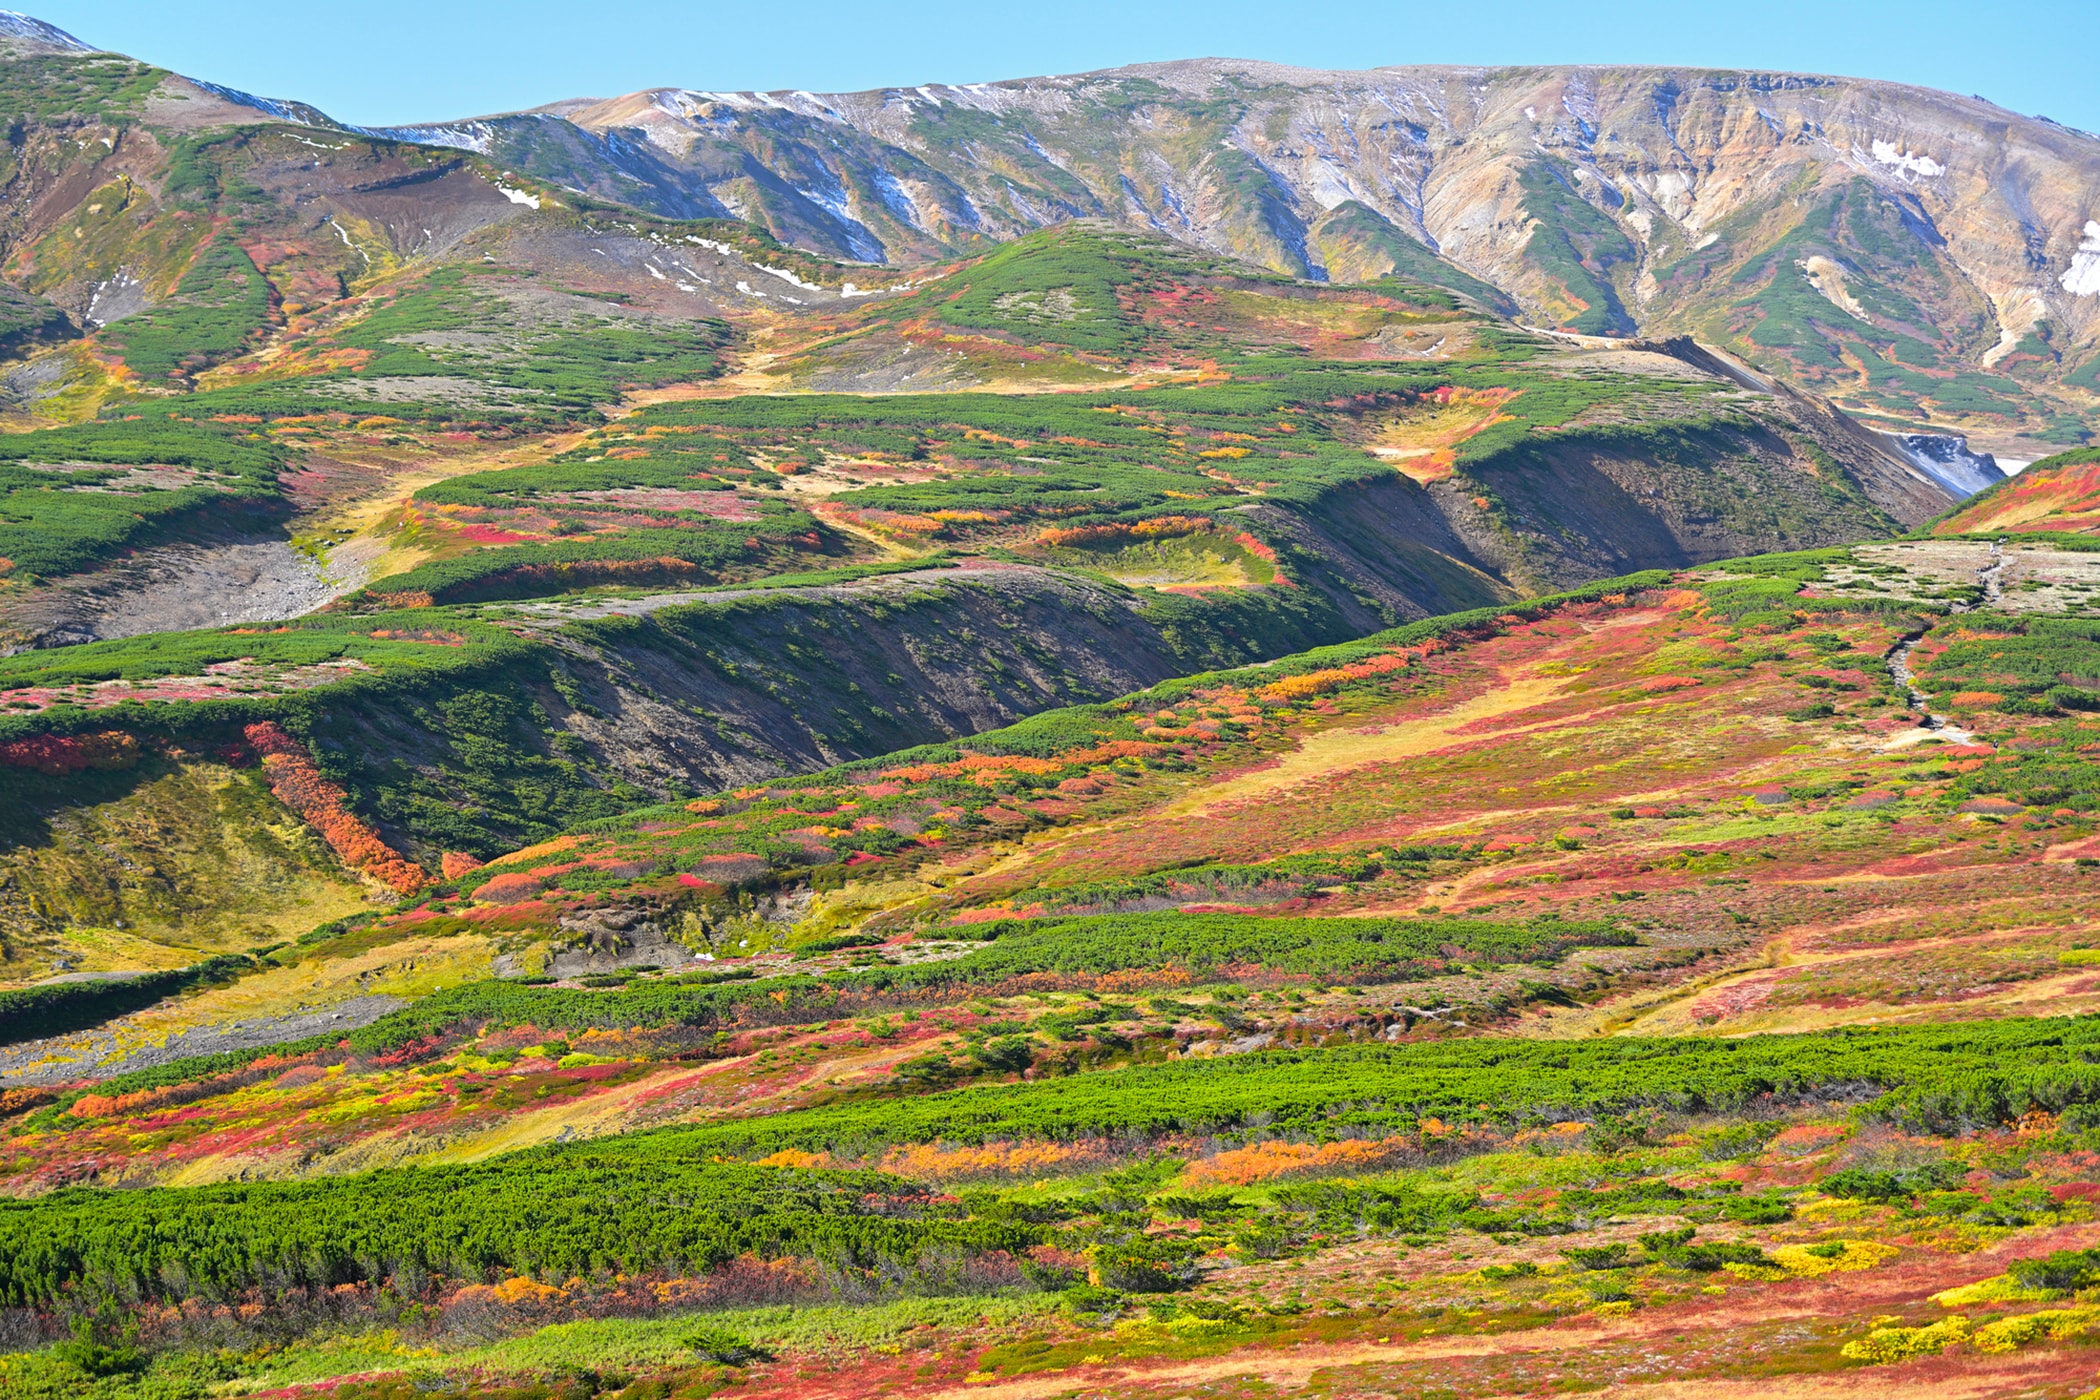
0;731;140;775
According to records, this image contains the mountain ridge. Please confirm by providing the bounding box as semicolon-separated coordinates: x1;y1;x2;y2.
371;57;2100;440
4;9;2095;440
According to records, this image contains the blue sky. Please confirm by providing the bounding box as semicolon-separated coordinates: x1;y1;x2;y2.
30;0;2100;132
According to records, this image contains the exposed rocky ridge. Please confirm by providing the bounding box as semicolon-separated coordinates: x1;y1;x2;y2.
0;9;91;57
297;566;1253;860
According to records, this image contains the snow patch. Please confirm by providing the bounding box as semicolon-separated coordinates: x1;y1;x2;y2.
1870;139;1944;178
493;183;541;210
680;235;829;293
1982;287;2052;366
328;219;370;265
870;167;924;230
369;122;493;155
1307;157;1360;211
189;80;328;126
754;263;823;293
1648;170;1694;221
2062;221;2100;297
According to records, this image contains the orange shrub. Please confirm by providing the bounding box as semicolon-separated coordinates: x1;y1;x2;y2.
879;753;1066;782
441;851;486;880
1037;516;1210;549
1181;1136;1416;1186
1257;649;1412;702
471;872;544;904
244;722;429;894
877;1138;1113;1181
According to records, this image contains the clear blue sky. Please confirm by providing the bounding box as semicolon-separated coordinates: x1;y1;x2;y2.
29;0;2100;132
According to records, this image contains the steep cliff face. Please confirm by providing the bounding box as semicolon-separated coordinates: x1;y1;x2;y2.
399;63;2100;436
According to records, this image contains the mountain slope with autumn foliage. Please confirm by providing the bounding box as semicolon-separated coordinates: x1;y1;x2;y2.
1935;446;2100;537
3;17;2100;1399
4;538;2100;1400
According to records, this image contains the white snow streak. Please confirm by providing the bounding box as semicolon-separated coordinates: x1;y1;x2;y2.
2062;221;2100;297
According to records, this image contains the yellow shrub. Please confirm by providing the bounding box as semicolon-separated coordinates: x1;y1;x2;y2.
1841;1314;1969;1364
491;1275;567;1306
1931;1274;2060;1306
1771;1240;1901;1276
1971;1307;2100;1354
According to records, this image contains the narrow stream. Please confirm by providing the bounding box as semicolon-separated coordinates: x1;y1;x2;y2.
1881;539;2002;735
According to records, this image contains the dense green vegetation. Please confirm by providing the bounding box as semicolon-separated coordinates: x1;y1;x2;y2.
0;1161;1032;1309
73;251;732;438
16;1013;2100;1310
311;265;732;413
0;282;72;357
19;909;1613;1109
97;237;273;381
1310;200;1517;314
493;361;1743;578
1515;160;1637;336
0;611;510;692
1918;616;2100;715
352;505;834;607
901;226;1194;353
637;1013;2100;1159
0;53;166;124
877;913;1635;989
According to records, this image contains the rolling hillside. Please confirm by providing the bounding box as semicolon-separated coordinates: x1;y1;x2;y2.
0;12;2098;1400
5;542;2100;1400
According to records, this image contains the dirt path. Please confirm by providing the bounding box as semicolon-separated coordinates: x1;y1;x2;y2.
306;431;592;587
1878;538;2002;744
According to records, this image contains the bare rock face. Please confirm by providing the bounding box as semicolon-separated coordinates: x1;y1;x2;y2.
1881;432;2010;498
409;63;2100;432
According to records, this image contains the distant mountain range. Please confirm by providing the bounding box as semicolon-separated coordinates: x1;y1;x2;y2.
3;12;2098;439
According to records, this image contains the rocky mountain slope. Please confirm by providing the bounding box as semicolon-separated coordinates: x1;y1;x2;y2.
4;13;2096;445
361;62;2100;441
